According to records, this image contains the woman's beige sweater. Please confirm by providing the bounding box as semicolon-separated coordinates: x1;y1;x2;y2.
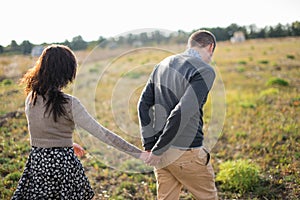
25;92;142;158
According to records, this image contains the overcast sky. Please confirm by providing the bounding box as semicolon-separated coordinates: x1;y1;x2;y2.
1;0;299;46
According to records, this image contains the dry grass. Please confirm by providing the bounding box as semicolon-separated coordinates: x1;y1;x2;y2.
1;37;299;199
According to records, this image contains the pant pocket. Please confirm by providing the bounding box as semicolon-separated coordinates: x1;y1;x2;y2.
195;147;210;166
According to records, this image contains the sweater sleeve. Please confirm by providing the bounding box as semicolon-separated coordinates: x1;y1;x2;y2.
71;97;142;159
137;78;157;151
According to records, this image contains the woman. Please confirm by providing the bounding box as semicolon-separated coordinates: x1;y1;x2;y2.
12;44;147;200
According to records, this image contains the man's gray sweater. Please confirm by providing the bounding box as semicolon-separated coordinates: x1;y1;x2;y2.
138;50;215;155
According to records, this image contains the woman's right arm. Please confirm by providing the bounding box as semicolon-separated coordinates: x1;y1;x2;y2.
70;97;142;159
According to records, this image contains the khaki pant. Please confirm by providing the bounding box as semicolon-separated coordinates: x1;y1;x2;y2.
154;147;218;200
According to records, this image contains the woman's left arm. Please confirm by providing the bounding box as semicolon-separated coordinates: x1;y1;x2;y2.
71;97;143;159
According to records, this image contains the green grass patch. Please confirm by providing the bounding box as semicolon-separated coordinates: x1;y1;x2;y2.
235;131;248;139
236;66;245;72
0;79;13;86
240;102;256;109
216;159;262;194
259;88;279;98
266;77;289;86
122;71;143;79
286;54;295;60
4;171;21;182
238;60;247;65
89;68;99;73
258;60;269;64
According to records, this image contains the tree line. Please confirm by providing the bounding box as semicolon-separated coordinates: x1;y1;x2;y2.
1;21;299;55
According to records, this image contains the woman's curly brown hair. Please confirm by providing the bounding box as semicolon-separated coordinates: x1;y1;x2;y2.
20;44;77;121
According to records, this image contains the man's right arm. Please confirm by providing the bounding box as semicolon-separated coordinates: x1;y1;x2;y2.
137;79;156;151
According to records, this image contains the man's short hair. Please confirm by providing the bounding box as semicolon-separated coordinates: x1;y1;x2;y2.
188;30;216;52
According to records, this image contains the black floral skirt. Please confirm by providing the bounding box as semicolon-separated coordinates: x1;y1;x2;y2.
11;146;94;200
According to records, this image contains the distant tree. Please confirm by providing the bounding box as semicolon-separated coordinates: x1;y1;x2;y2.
116;36;126;45
208;27;230;41
239;26;248;37
226;23;241;37
291;21;300;36
256;27;267;38
3;21;297;54
70;35;87;50
268;26;276;37
247;24;259;39
285;23;293;37
180;30;188;43
151;30;165;44
268;23;289;38
9;40;20;52
98;36;107;48
62;40;71;48
98;36;106;43
169;30;188;44
126;33;136;46
139;32;149;44
20;40;33;55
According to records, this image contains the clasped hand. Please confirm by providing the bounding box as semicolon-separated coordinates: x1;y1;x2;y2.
139;151;162;166
73;143;161;166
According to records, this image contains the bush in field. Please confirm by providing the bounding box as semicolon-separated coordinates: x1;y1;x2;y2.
3;171;21;189
4;172;21;182
0;79;13;86
286;54;295;59
216;159;261;194
258;60;269;64
259;88;279;97
236;66;245;73
240;102;256;109
238;60;247;65
266;77;289;86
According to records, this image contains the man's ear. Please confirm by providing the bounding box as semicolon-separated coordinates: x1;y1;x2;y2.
209;43;214;53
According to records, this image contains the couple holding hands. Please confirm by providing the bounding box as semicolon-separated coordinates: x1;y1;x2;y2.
12;30;218;200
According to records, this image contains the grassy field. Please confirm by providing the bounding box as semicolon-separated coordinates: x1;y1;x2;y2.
0;37;299;199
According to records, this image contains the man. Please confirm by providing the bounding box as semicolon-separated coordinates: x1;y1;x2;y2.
138;30;218;200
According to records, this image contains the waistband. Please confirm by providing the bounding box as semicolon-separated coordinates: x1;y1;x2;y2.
31;138;73;148
171;145;202;151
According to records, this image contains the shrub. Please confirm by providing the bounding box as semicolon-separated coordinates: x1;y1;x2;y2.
240;102;256;109
216;159;261;194
259;88;279;98
0;157;10;164
286;54;295;60
0;79;13;86
235;131;248;139
122;72;143;79
266;77;289;86
89;68;99;73
259;60;269;64
238;60;247;65
4;171;21;182
236;66;245;73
